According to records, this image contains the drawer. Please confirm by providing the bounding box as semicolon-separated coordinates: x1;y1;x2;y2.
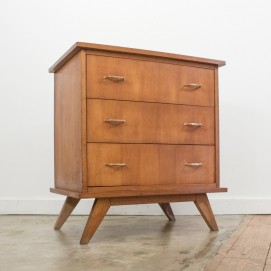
87;99;214;145
87;144;215;187
87;55;214;106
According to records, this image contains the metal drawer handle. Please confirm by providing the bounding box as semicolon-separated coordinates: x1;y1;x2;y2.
105;163;126;167
184;122;203;127
184;83;202;90
104;119;126;124
104;75;125;82
185;163;203;167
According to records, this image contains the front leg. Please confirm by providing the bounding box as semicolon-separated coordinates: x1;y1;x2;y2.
194;194;218;231
80;198;111;245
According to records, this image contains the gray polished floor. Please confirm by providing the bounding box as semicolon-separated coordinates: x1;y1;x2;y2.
0;215;244;271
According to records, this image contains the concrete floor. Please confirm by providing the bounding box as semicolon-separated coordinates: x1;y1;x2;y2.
0;215;244;271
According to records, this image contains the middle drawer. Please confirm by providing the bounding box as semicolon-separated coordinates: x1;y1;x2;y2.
87;99;214;145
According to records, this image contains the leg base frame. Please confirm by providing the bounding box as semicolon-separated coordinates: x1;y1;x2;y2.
54;193;218;244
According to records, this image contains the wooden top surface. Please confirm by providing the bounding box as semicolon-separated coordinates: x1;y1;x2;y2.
49;42;226;73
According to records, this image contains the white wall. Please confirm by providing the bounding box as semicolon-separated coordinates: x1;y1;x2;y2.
1;0;271;215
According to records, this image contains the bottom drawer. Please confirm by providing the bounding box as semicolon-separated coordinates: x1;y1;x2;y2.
87;144;215;187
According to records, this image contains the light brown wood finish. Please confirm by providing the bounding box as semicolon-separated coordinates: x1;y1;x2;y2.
159;203;176;221
204;215;271;271
204;216;254;271
80;198;110;245
214;68;220;188
80;194;216;244
88;186;227;198
87;99;214;144
54;52;83;192
50;42;227;244
87;50;216;70
50;186;227;199
49;42;225;73
87;143;215;186
110;194;197;205
87;55;215;106
80;50;88;193
54;197;80;230
194;194;218;231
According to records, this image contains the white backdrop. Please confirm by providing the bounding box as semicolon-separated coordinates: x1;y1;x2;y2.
1;0;271;215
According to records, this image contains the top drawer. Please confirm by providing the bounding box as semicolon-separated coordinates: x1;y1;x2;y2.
87;55;215;106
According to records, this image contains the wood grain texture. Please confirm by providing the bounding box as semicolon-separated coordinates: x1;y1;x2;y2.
50;43;226;244
214;68;220;187
213;258;264;271
87;143;215;187
159;203;176;221
86;50;217;70
87;55;215;106
87;99;215;145
110;194;197;205
49;42;225;73
80;198;110;245
80;50;88;193
50;186;227;198
80;195;189;245
54;197;80;230
204;215;271;271
54;52;83;192
194;193;218;231
204;216;254;271
225;216;271;261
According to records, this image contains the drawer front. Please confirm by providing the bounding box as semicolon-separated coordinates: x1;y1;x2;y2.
87;99;214;145
87;144;215;187
87;55;214;106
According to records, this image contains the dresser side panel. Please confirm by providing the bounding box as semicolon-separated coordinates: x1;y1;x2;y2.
214;68;220;187
80;50;88;193
54;52;82;192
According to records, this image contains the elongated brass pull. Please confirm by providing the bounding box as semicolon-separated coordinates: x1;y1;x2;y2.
184;83;202;90
105;163;126;167
185;163;203;167
104;75;125;82
104;119;126;124
184;122;203;127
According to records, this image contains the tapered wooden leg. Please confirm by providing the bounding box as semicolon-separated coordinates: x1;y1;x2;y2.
194;194;218;231
54;196;80;230
80;198;111;245
159;203;176;221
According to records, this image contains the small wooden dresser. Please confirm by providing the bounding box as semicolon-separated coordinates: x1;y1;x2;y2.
49;42;227;245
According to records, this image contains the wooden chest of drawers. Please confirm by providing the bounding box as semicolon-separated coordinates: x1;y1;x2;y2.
49;42;227;244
